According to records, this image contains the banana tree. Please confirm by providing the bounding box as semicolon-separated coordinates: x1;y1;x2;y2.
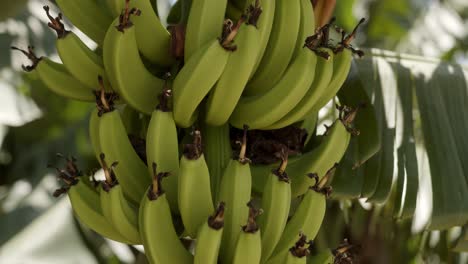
1;0;468;263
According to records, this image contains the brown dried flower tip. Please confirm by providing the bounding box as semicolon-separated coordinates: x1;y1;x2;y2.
11;46;42;72
183;130;203;160
246;0;262;27
289;233;312;258
50;153;82;197
43;5;69;38
99;153;119;191
334;18;366;57
242;200;261;233
219;17;246;51
148;162;170;200
116;0;141;32
333;239;361;264
208;202;226;230
337;104;361;136
94;76;119;116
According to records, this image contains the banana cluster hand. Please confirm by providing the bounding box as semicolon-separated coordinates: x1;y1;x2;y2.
21;0;367;263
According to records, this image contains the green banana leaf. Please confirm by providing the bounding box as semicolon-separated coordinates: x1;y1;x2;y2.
335;48;468;232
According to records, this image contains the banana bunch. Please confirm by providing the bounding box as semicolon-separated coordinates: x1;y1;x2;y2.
15;0;366;262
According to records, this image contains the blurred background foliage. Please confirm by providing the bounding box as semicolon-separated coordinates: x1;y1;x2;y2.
0;0;468;263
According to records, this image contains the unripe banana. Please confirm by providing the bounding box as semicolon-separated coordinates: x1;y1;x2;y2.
245;0;301;96
55;0;112;46
129;0;174;66
146;89;180;214
232;202;262;264
103;15;165;115
307;19;366;115
51;156;131;244
230;46;317;129
44;6;111;92
288;107;357;197
194;203;226;264
249;0;276;80
270;173;329;261
258;152;291;263
202;123;232;202
292;0;316;59
205;10;262;126
184;0;227;60
173;38;231;127
265;51;333;130
140;163;193;264
12;46;94;102
98;156;141;244
178;130;215;237
217;127;252;263
98;103;150;204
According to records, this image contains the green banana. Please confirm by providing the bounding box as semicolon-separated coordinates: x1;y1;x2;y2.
258;152;291;263
184;0;228;60
106;0;173;65
173;38;230;127
292;0;316;59
103;15;165;114
337;62;380;167
249;0;276;80
12;46;94;102
217;126;252;263
146;90;180;214
245;0;301;96
99;105;150;204
269;173;329;261
98;155;141;244
129;0;174;66
307;19;366;115
288;107;356;198
55;0;112;46
140;163;193;264
194;203;226;264
205;9;262;126
265;51;333;130
51;157;131;244
89;108;104;166
178;130;215;237
230;44;318;129
232;202;262;264
44;6;111;92
201;123;232;202
308;50;352;115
